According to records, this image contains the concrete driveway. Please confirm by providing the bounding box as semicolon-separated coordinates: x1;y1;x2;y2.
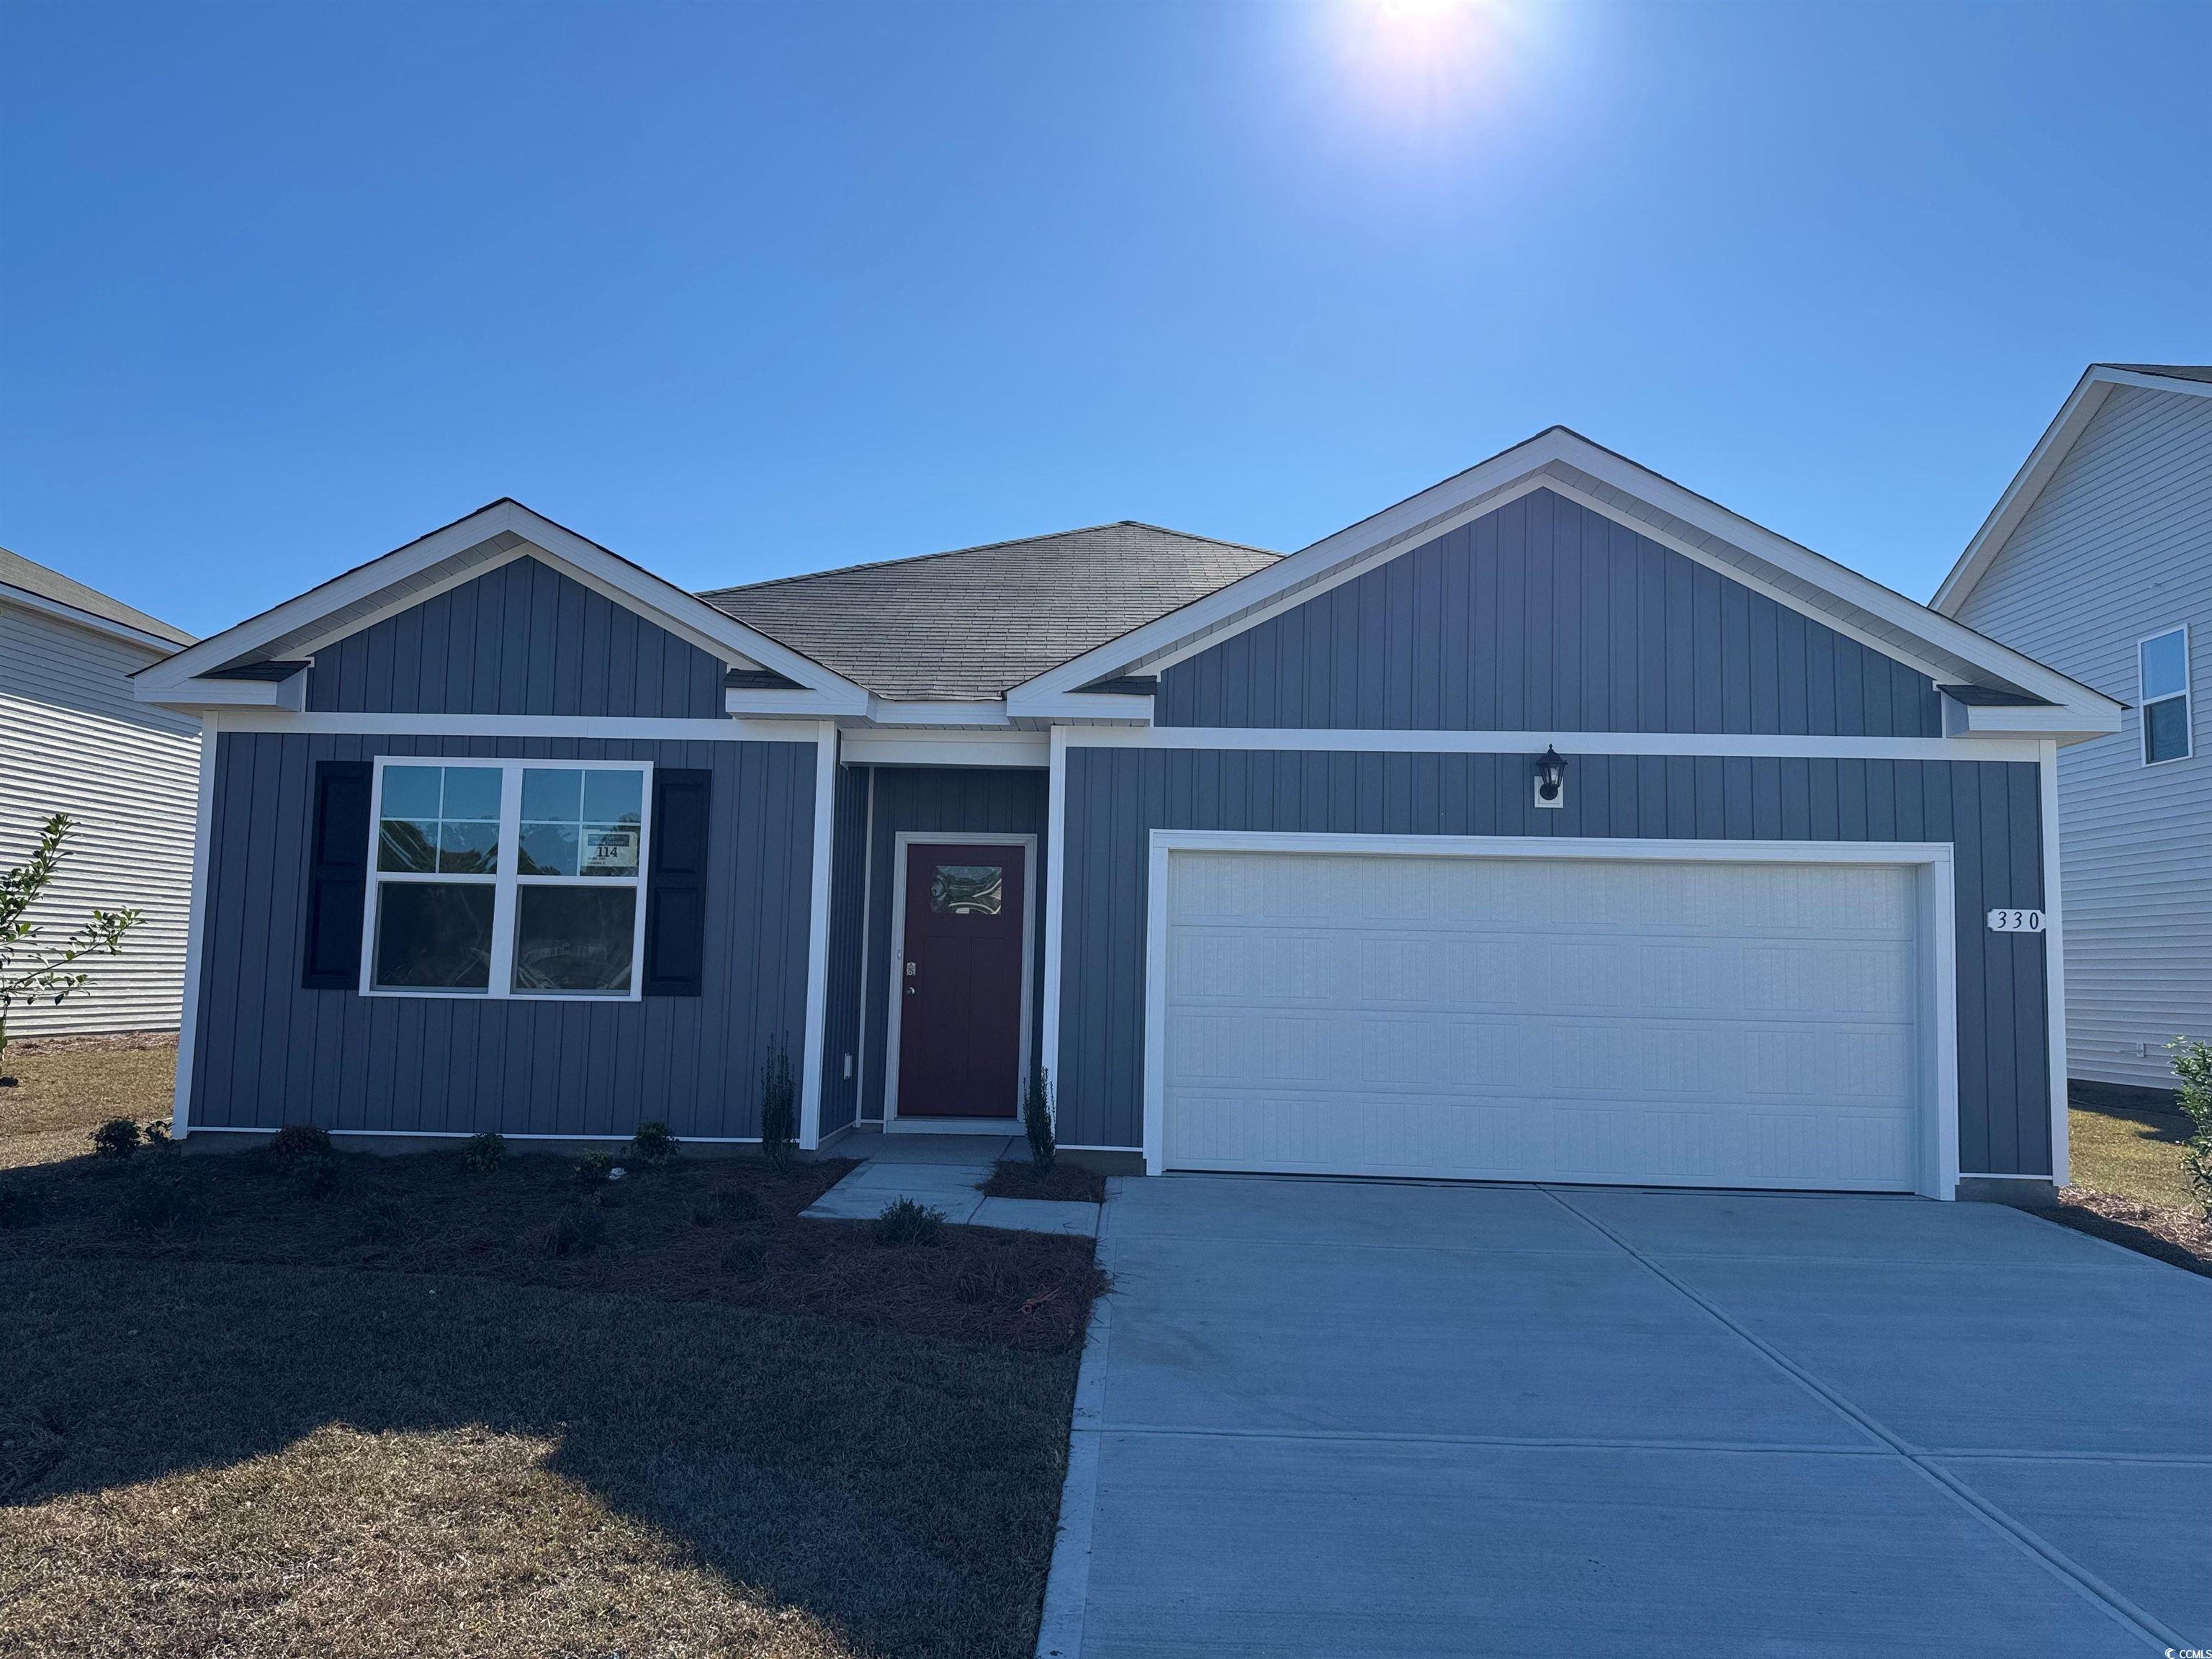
1038;1177;2211;1658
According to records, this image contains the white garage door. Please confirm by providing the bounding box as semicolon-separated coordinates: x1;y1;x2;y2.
1161;850;1925;1192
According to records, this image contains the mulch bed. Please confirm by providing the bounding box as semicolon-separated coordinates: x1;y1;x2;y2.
980;1159;1107;1204
0;1146;1107;1354
2047;1184;2212;1277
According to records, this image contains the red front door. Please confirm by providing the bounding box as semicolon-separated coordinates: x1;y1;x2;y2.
896;842;1027;1118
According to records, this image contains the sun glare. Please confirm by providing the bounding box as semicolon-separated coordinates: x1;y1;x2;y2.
1326;0;1525;124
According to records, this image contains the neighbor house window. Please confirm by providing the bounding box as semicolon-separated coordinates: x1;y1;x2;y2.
365;759;651;998
2140;627;2192;765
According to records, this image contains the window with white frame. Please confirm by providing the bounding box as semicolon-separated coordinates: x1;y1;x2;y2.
366;759;652;997
2140;627;2192;765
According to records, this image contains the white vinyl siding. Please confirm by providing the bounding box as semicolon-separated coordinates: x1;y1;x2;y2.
1;602;201;1037
1954;384;2212;1089
1161;850;1924;1192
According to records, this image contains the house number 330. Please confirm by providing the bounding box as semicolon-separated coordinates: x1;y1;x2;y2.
1987;909;2046;933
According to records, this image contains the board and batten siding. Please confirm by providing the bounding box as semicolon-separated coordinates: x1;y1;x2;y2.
307;555;727;719
837;765;1050;1123
1;601;200;1036
1159;488;1944;737
1952;384;2212;1089
1053;746;2051;1175
189;732;816;1139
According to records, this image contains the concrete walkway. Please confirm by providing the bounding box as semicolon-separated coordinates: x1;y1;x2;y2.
802;1130;1099;1236
1040;1176;2212;1657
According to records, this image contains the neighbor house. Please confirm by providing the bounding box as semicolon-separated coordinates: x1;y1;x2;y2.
134;428;2123;1203
1933;364;2211;1095
1;549;201;1036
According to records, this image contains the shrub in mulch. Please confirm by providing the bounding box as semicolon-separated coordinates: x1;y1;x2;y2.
873;1197;946;1248
981;1160;1106;1204
87;1119;142;1161
630;1121;680;1165
573;1151;619;1187
268;1123;333;1160
2049;1186;2212;1277
459;1131;506;1174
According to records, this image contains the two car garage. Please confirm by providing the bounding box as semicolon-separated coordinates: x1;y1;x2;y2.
1154;840;1951;1195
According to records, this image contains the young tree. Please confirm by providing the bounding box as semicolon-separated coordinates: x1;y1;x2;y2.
1;814;140;1082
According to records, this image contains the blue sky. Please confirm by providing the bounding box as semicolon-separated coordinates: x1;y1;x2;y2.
2;1;2206;637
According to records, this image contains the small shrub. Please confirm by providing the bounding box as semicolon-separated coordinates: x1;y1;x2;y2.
719;1235;769;1274
120;1164;202;1233
631;1121;680;1165
1022;1065;1056;1175
89;1118;141;1160
461;1131;506;1174
143;1120;174;1151
284;1153;346;1200
759;1034;797;1173
2173;1037;2212;1219
536;1197;606;1257
0;1186;44;1230
574;1151;618;1187
354;1197;406;1242
269;1123;333;1159
874;1196;945;1247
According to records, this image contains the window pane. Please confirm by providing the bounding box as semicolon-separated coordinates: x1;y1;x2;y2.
580;824;640;877
513;886;636;992
381;766;444;819
440;765;504;822
2146;695;2190;763
2142;631;2188;701
518;821;580;876
521;768;583;822
930;864;1003;915
583;769;644;826
437;819;500;874
378;819;438;873
374;883;494;989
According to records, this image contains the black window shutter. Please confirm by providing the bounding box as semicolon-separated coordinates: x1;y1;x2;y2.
300;760;373;989
643;768;711;996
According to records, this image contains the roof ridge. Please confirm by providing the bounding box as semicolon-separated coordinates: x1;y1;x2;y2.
698;521;1277;600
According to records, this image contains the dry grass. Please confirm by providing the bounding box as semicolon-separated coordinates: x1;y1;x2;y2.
0;1045;1105;1658
0;1033;176;1170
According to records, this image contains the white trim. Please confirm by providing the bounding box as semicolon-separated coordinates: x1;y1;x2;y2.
1;581;189;655
357;757;653;1002
2039;740;2069;1187
799;721;838;1151
863;697;1018;727
1012;428;2121;728
207;709;783;741
132;499;871;712
840;729;1051;768
881;830;1037;1125
2137;624;2193;766
168;724;219;1139
1139;830;1961;1200
283;541;536;658
1042;724;1069;1125
724;686;878;717
1935;366;2212;616
1060;724;2046;763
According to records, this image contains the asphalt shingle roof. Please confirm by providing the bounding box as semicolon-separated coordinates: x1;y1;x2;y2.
2100;363;2212;385
700;521;1279;701
0;546;194;647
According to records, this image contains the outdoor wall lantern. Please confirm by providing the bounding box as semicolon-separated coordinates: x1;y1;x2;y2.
1533;745;1568;809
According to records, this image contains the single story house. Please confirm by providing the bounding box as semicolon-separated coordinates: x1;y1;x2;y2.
135;428;2122;1202
1933;364;2211;1094
2;548;201;1036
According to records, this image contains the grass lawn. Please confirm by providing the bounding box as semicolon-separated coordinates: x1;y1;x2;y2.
0;1040;1105;1659
2054;1084;2211;1275
0;1033;177;1169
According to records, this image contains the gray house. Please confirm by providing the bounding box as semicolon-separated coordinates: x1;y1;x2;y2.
1934;364;2211;1095
136;428;2121;1202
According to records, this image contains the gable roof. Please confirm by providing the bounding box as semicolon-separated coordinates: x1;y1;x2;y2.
132;499;870;714
1007;426;2124;739
701;522;1279;701
1933;363;2212;616
1;545;194;649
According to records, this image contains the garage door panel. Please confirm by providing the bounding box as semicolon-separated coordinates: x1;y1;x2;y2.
1161;852;1925;1192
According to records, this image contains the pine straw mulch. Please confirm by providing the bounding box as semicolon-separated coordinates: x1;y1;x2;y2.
979;1159;1107;1204
0;1146;1107;1354
2047;1184;2212;1277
